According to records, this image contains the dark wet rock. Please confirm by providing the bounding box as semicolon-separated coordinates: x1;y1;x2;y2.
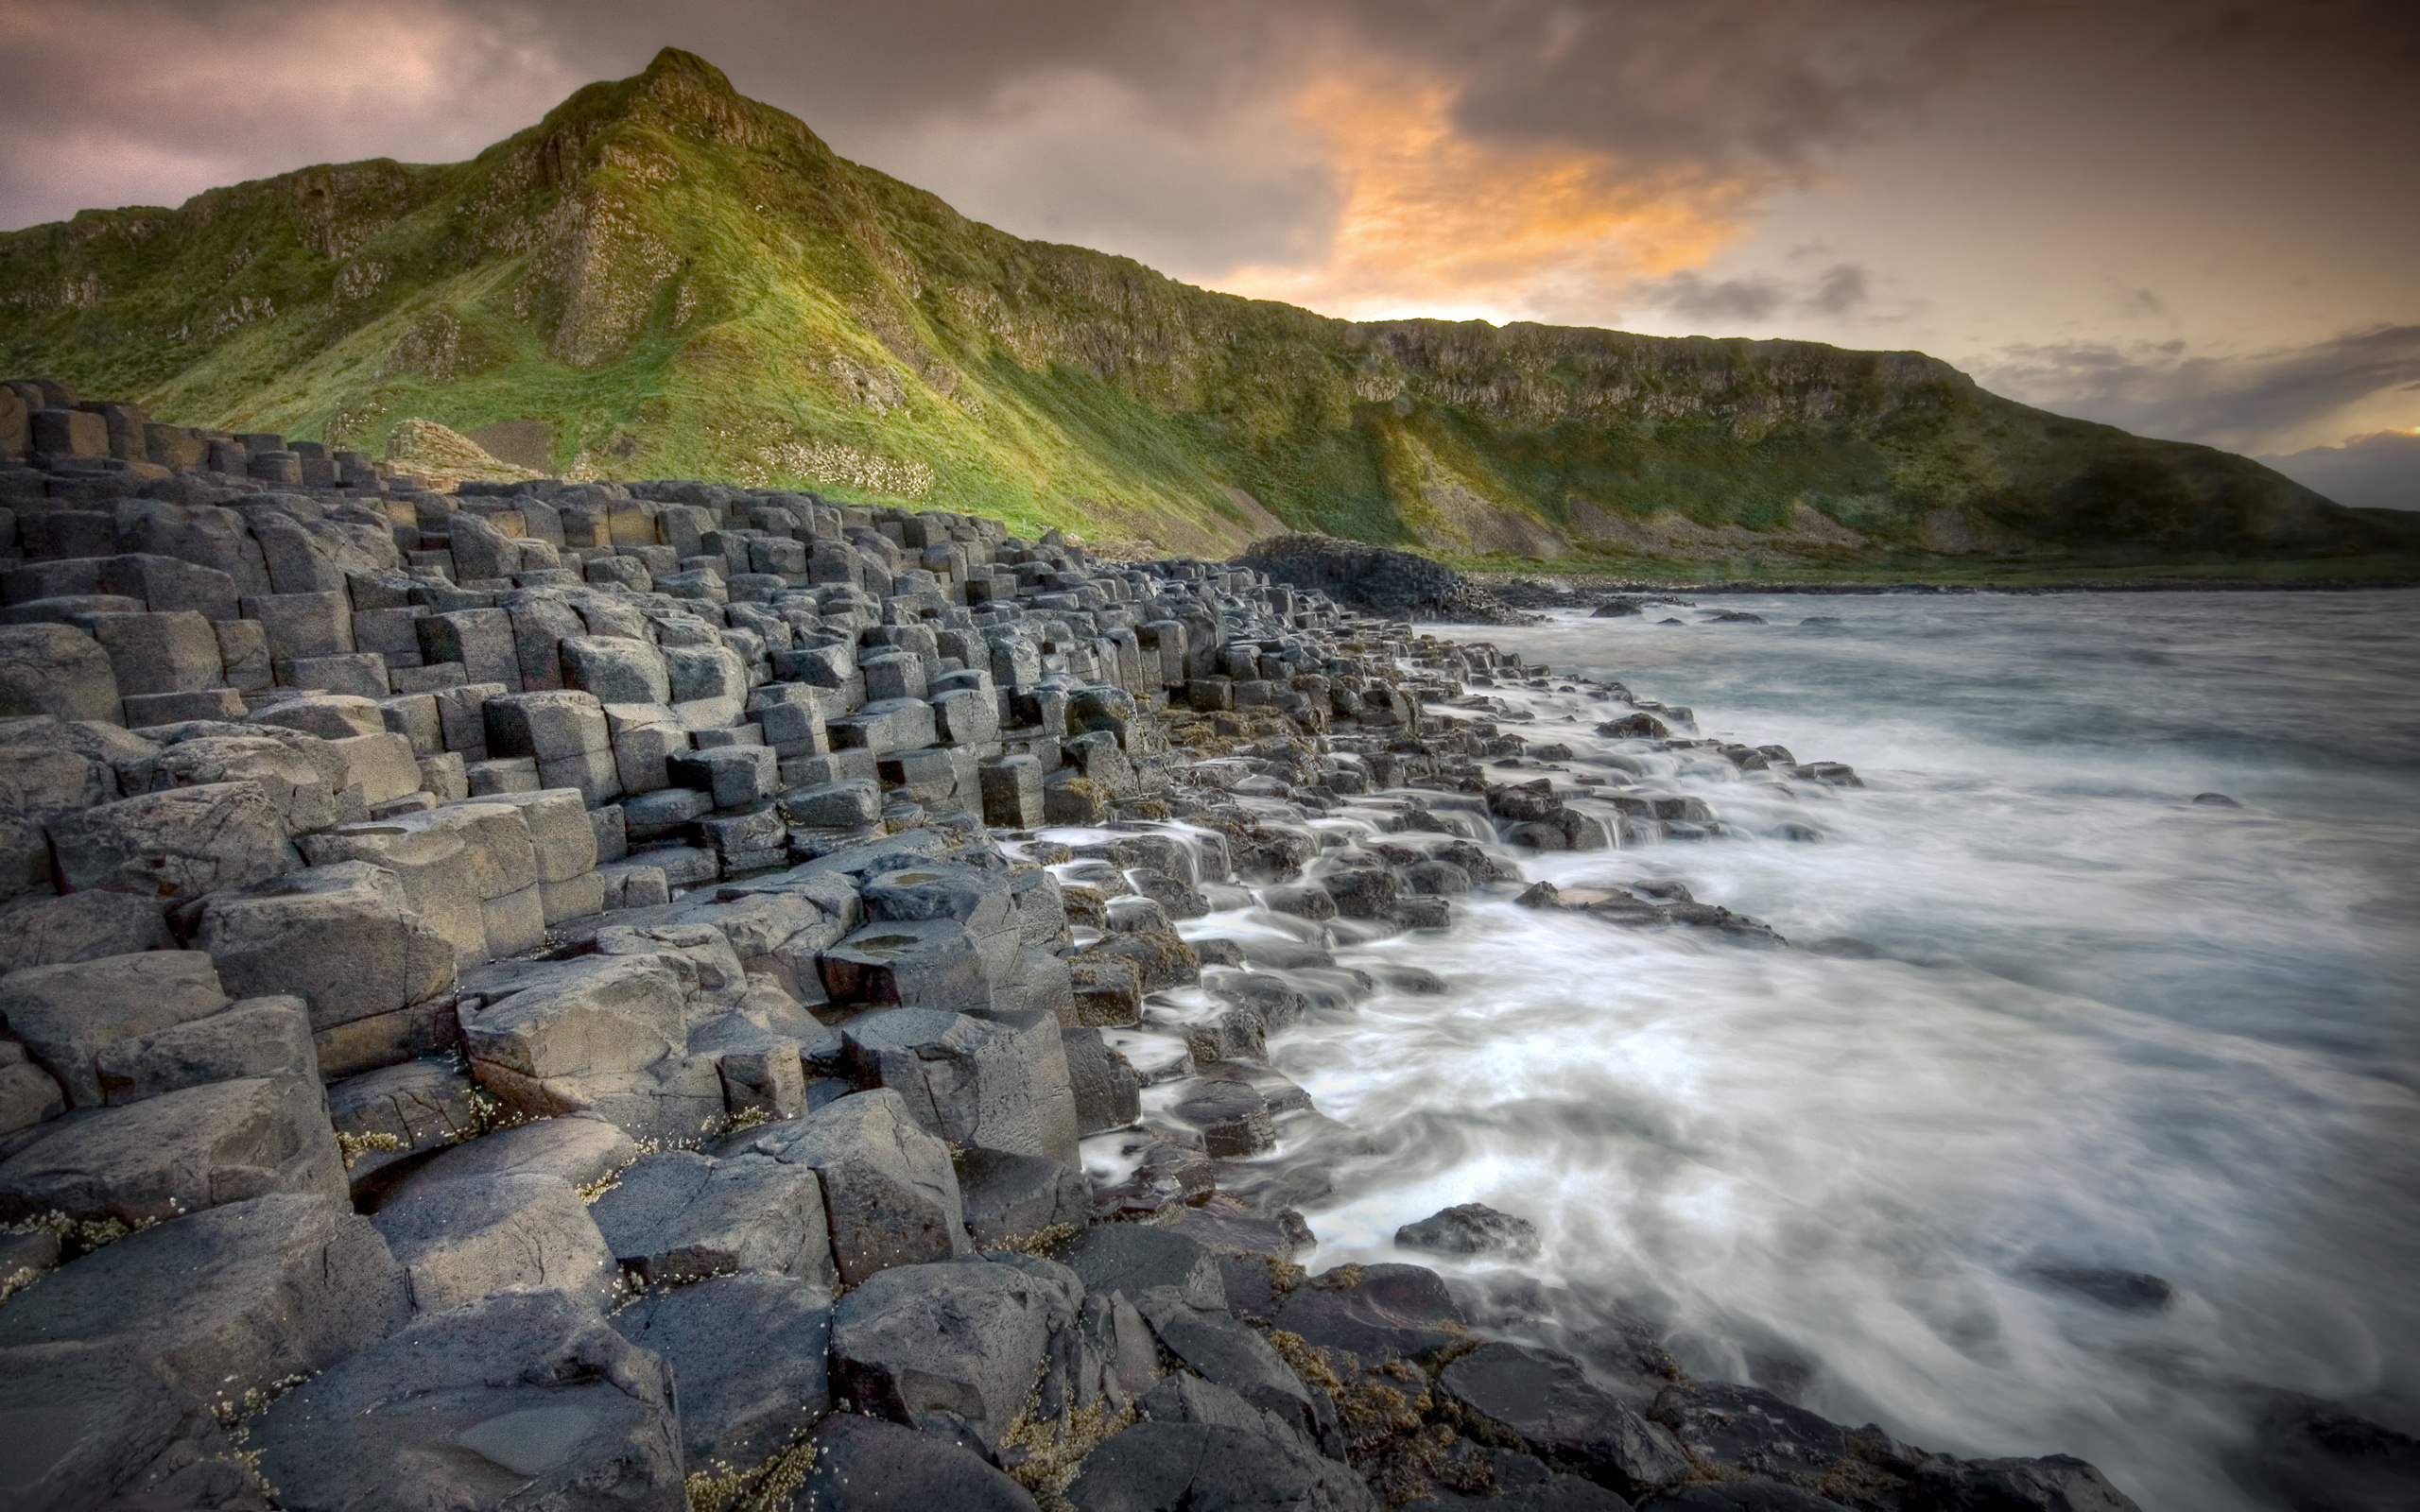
251;1289;684;1512
1240;535;1532;627
1273;1263;1467;1365
2229;1391;2420;1512
1067;1418;1383;1511
1596;714;1669;739
1708;611;1767;624
1139;1370;1316;1454
1397;1203;1542;1261
2192;792;2241;807
1589;600;1644;618
1055;1223;1226;1313
956;1145;1091;1248
1647;1381;1845;1485
1634;1483;1840;1510
1905;1453;2143;1511
1168;1195;1317;1261
1411;1465;1635;1510
1439;1342;1690;1499
1170;1078;1278;1157
2026;1265;2174;1313
1134;1289;1322;1444
1063;1027;1143;1135
612;1273;833;1492
802;1411;1041;1511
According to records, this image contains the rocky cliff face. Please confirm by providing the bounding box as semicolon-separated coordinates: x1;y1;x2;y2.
0;49;2390;564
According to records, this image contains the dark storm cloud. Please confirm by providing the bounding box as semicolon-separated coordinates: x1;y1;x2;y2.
1635;263;1873;332
2257;430;2420;512
0;0;1981;235
1978;326;2420;453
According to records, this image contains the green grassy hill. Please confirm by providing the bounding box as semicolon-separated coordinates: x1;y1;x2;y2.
0;48;2398;572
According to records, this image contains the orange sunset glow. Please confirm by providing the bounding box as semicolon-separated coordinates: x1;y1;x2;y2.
1215;66;1754;325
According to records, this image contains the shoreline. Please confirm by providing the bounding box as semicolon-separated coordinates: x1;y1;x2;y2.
1468;573;2420;596
6;436;2392;1510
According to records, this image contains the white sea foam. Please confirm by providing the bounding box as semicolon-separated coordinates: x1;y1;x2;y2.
1267;591;2420;1511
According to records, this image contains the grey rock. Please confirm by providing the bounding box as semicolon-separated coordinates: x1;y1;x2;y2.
94;993;316;1105
0;889;169;971
1396;1203;1543;1262
0;740;117;901
193;860;456;1032
740;1089;969;1284
666;887;846;1000
459;954;724;1142
251;1289;684;1512
0;949;230;1108
561;634;672;705
1067;1420;1381;1512
325;1057;483;1198
589;1148;837;1292
394;1113;634;1201
781;777;883;828
248;692;385;741
45;782;299;898
0;1071;344;1227
831;1255;1080;1458
0;623;121;725
470;785;598;883
1273;1263;1467;1365
0;1051;63;1142
0;1192;408;1403
842;1006;1079;1164
821;918;995;1012
612;1274;833;1490
123;732;339;835
371;1170;618;1313
0;1339;231;1512
801;1411;1041;1511
1054;1224;1226;1314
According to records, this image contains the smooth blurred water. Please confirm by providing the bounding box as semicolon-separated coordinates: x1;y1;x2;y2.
1274;591;2420;1510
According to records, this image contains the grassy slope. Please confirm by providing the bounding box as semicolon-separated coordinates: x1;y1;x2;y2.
0;49;2405;574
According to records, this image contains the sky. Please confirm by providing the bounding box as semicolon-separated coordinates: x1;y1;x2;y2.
2;0;2414;505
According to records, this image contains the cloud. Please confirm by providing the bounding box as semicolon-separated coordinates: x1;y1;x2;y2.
1975;325;2420;454
0;0;1986;327
2256;429;2420;512
0;0;587;230
1625;263;1874;333
1211;61;1756;324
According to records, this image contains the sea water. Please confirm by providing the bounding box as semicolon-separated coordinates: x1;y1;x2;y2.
1271;590;2420;1510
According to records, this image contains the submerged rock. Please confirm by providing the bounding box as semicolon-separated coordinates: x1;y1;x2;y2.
1396;1203;1542;1262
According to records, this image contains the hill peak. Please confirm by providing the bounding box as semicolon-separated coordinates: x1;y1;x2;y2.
0;53;2391;568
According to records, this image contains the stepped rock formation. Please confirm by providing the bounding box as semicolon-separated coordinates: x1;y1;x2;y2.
0;49;2394;567
0;408;2209;1506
